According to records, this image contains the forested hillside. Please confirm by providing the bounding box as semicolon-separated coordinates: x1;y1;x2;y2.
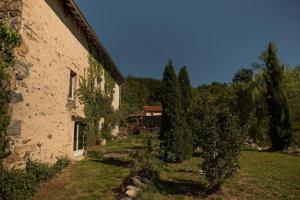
120;65;300;147
192;66;300;146
121;76;162;113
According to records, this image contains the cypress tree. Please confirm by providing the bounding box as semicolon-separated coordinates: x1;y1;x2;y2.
178;66;193;114
160;60;186;162
262;42;292;150
178;66;193;158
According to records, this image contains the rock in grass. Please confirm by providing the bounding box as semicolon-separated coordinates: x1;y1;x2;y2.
126;185;140;191
125;189;137;198
131;176;144;187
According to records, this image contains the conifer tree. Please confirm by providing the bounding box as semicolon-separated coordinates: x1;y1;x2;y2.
261;42;292;150
178;66;193;114
160;61;186;162
178;66;193;158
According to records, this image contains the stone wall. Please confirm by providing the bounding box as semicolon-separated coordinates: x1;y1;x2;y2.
2;0;120;169
4;0;88;169
0;0;22;30
0;0;120;168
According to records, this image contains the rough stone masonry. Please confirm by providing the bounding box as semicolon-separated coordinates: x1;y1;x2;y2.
0;0;122;169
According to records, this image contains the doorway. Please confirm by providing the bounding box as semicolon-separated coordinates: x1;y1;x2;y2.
73;121;85;157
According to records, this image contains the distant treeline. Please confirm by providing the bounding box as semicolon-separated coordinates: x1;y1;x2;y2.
121;76;162;113
192;66;300;146
120;66;300;146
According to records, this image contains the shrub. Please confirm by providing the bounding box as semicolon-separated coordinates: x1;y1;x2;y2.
0;156;69;200
201;103;242;193
189;99;206;149
51;156;70;172
26;160;51;183
191;83;235;150
141;156;164;182
132;148;164;182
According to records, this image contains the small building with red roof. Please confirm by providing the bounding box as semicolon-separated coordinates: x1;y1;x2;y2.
143;106;163;116
128;105;162;133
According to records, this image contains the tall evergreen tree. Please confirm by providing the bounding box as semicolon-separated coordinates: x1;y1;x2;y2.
261;42;292;150
178;66;193;158
178;66;193;114
160;61;186;162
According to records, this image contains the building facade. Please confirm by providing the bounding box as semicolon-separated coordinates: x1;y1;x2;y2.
0;0;123;169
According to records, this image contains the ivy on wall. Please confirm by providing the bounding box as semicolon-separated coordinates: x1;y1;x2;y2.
77;55;117;145
0;23;21;170
104;69;115;98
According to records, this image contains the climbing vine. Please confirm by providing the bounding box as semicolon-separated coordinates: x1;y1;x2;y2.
77;55;117;145
104;69;115;97
0;23;21;170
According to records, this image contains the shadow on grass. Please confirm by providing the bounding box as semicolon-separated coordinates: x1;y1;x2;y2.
127;146;144;150
91;158;133;168
240;145;261;152
154;178;208;197
107;147;143;154
192;151;204;157
88;150;104;160
164;168;198;175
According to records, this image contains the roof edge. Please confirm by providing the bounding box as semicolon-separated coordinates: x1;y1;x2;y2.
63;0;124;84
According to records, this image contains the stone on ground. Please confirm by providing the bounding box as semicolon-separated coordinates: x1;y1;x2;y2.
125;189;137;198
126;185;140;191
131;176;144;187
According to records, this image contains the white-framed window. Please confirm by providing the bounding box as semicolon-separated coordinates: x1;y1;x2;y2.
68;70;77;100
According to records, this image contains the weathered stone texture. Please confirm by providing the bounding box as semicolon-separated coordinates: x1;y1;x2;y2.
0;0;22;11
7;120;21;136
14;59;30;80
5;0;120;169
0;0;22;30
5;0;89;168
10;91;23;103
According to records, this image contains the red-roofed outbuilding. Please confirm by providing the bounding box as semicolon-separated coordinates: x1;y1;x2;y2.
143;106;162;116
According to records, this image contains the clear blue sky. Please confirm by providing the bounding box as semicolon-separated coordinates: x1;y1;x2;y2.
75;0;300;87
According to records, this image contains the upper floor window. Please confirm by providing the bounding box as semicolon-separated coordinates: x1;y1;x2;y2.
69;70;77;100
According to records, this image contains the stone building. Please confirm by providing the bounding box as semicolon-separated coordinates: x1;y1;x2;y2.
0;0;123;169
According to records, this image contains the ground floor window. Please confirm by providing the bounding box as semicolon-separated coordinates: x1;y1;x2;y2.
73;122;85;152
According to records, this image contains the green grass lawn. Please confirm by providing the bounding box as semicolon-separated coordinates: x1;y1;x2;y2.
33;135;300;200
137;150;300;200
32;136;144;200
229;151;300;200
